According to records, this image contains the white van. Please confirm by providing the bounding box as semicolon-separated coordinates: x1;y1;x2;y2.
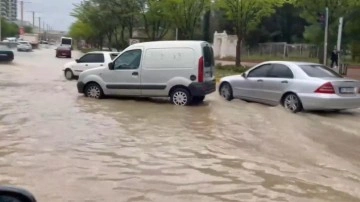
60;37;73;49
77;40;216;105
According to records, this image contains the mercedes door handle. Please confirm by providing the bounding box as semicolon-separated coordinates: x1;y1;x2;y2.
257;79;263;82
132;72;139;76
281;80;288;83
100;64;103;66
85;64;88;66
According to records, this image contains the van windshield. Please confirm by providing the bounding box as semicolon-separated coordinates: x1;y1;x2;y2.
203;45;214;67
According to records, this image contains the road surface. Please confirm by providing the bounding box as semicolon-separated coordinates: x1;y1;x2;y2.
0;47;360;202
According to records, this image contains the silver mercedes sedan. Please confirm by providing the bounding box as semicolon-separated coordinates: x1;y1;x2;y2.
219;61;360;113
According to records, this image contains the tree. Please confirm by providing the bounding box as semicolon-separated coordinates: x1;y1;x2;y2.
1;18;19;39
138;0;171;41
24;26;33;33
164;0;211;40
69;20;95;41
293;0;355;63
216;0;290;67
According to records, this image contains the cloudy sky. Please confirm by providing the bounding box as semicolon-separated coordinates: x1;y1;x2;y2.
20;0;83;31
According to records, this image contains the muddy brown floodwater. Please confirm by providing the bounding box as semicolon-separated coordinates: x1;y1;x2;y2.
0;47;360;202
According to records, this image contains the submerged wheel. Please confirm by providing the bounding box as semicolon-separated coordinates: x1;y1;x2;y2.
170;88;192;106
64;69;74;80
219;82;234;101
84;83;104;99
282;93;303;113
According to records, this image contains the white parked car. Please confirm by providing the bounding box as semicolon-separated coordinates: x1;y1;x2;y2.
63;51;120;80
17;41;32;52
77;40;216;106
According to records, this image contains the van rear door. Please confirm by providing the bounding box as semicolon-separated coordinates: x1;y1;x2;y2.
201;43;215;82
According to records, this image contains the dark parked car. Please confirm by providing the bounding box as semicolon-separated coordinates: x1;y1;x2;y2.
56;45;72;58
0;44;14;62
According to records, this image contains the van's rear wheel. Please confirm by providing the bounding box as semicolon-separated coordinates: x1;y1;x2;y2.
85;83;104;99
170;88;192;106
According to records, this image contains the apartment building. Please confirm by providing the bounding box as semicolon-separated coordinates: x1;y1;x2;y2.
0;0;17;21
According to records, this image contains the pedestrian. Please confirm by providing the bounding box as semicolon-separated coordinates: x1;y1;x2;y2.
330;48;338;68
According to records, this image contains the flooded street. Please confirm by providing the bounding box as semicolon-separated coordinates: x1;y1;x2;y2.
1;47;360;202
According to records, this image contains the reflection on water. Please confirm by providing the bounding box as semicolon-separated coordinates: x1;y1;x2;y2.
0;48;360;201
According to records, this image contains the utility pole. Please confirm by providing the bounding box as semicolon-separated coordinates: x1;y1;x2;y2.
38;17;41;39
0;15;2;41
21;1;24;27
337;17;344;72
323;7;329;65
175;28;178;40
32;11;35;28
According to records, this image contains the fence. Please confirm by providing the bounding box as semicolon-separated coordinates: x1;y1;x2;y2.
213;31;319;60
253;43;319;58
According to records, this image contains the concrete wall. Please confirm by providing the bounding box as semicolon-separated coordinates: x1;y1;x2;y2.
213;31;237;59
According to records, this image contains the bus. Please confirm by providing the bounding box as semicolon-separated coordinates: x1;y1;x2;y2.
60;37;73;49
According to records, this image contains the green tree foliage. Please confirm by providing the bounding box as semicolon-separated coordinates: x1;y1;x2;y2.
24;26;33;33
1;18;19;39
138;0;171;40
165;0;211;40
216;0;291;66
68;0;360;63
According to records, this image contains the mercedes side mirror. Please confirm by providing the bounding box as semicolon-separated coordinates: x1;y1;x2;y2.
108;62;114;70
242;72;247;78
75;59;79;63
0;186;37;202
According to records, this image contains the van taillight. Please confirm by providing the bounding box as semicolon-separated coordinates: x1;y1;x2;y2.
198;56;204;82
314;82;335;94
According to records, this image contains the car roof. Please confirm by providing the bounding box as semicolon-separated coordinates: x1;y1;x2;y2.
259;61;322;66
129;40;209;49
88;51;120;54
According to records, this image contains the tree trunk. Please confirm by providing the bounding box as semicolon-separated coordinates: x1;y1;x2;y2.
202;10;211;42
236;36;242;67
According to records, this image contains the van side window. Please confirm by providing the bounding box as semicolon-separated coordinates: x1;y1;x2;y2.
114;49;142;70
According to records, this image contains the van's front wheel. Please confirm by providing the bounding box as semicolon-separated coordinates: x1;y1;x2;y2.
84;83;104;99
170;88;192;106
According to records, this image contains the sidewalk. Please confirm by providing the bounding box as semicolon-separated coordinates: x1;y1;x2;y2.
216;60;360;80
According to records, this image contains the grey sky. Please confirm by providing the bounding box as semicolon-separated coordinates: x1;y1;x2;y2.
20;0;83;31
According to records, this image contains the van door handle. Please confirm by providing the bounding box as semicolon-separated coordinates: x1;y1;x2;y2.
257;79;263;82
132;72;138;76
100;64;103;66
281;80;288;83
85;64;88;66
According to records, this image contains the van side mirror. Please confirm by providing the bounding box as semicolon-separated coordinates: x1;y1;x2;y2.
75;59;79;63
242;72;247;78
108;62;114;70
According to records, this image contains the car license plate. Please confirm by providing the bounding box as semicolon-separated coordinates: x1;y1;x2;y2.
339;87;355;94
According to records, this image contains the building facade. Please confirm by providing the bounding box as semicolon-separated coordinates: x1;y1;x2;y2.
0;0;17;21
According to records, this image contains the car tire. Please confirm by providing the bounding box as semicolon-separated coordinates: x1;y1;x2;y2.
84;83;104;99
170;88;192;106
192;96;205;105
219;82;234;101
282;93;303;113
64;69;74;80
